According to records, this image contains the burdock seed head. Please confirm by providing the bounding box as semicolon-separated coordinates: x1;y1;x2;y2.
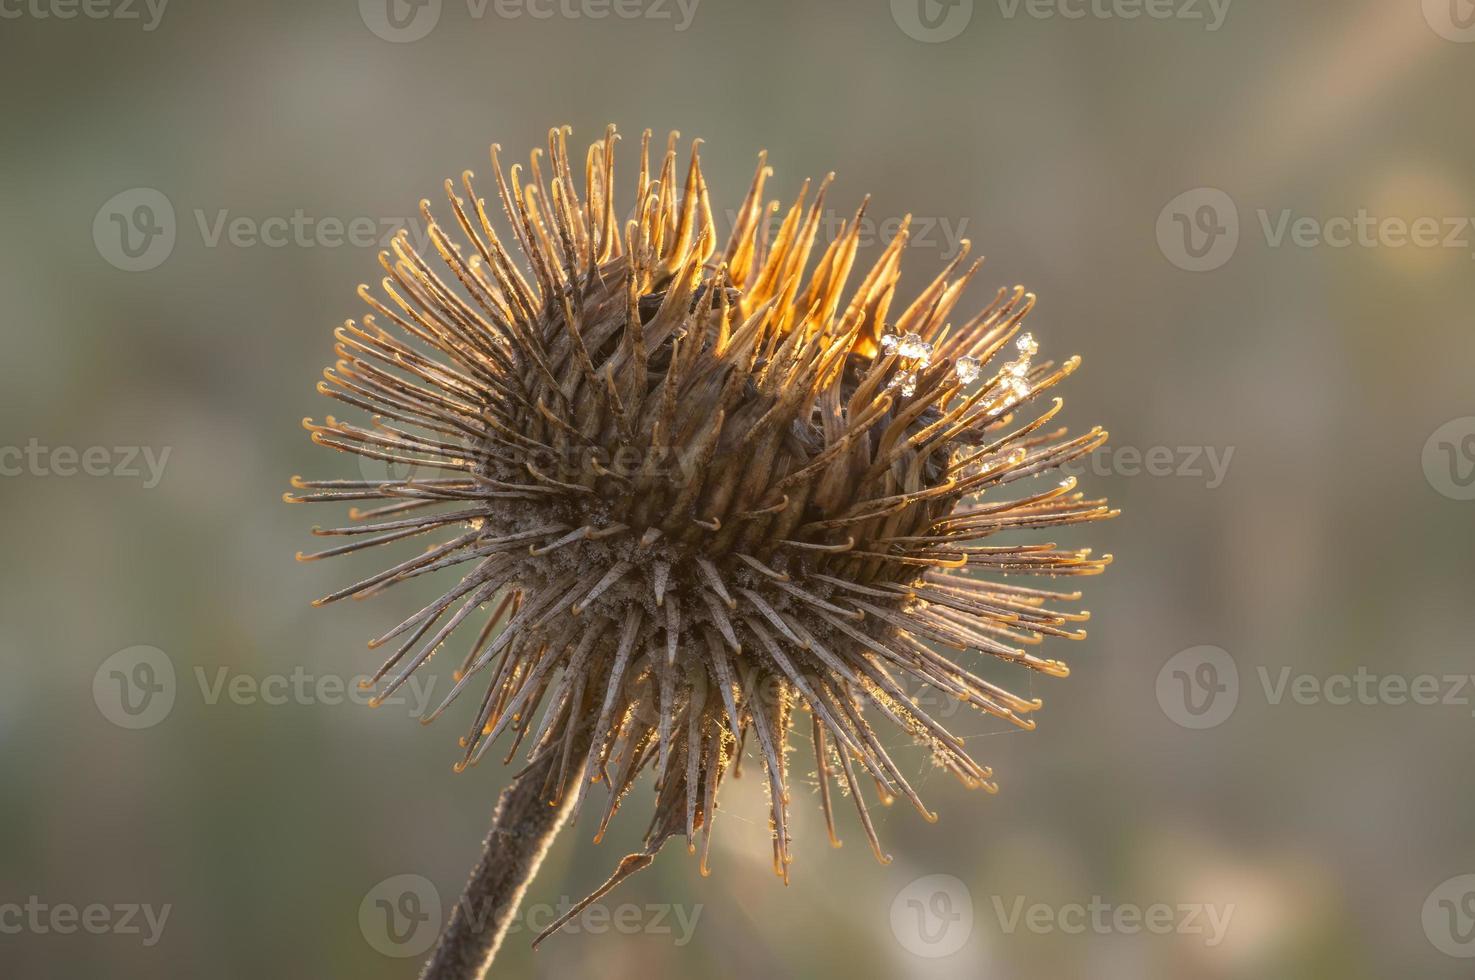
290;125;1114;926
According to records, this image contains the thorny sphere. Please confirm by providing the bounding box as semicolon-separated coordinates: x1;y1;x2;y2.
289;125;1114;909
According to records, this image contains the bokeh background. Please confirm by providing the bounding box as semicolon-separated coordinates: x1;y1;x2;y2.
3;1;1474;977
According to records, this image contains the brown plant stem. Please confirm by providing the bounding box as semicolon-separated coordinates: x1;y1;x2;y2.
419;734;588;980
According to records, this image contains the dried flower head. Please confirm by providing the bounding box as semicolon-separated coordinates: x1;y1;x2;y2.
289;126;1114;925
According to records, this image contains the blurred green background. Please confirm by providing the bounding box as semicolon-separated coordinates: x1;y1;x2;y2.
3;1;1473;977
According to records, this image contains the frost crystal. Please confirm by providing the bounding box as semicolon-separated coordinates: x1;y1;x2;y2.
898;333;931;361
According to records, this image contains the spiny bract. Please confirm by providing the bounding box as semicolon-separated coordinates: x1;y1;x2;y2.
290;124;1114;901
